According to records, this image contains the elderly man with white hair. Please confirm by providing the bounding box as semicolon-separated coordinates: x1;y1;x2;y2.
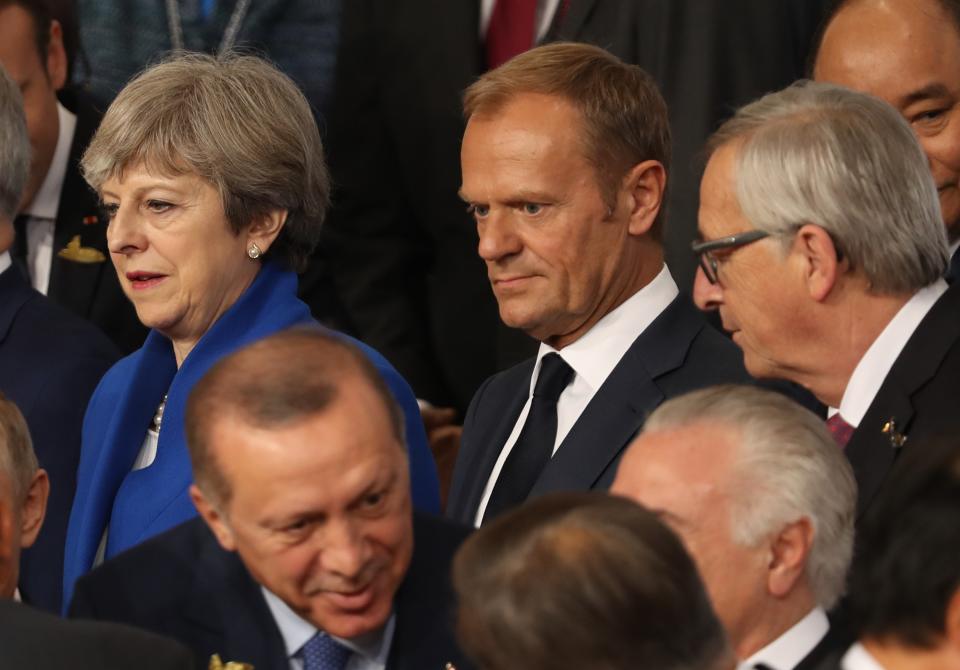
612;385;857;670
692;81;960;520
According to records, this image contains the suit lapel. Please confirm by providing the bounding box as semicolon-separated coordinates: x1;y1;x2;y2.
532;294;704;495
0;268;33;344
452;364;532;521
846;284;960;518
182;532;289;670
550;0;599;40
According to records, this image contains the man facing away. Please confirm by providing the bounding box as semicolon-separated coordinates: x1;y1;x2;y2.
612;385;856;670
692;80;959;519
813;0;960;283
69;327;472;670
448;41;750;526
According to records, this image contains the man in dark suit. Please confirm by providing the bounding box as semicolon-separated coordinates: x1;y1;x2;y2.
0;61;118;611
813;0;960;285
0;0;146;353
693;80;959;520
447;43;750;526
1;599;194;670
613;386;856;670
70;328;472;670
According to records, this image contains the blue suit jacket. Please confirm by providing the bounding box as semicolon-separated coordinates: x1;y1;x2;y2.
0;265;118;612
69;514;473;670
446;293;752;524
63;263;439;610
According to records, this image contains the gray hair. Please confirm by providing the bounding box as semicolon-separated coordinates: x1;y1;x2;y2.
81;52;330;272
643;385;857;610
0;65;30;222
0;392;38;505
709;80;948;293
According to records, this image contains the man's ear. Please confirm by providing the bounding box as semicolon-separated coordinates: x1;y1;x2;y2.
766;517;814;599
623;160;666;236
19;469;49;549
245;209;288;257
793;224;844;302
190;484;237;552
45;20;68;91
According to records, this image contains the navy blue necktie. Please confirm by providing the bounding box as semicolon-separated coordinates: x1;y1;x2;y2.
300;632;351;670
483;353;574;522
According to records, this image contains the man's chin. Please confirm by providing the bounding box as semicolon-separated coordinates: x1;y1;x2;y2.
306;599;392;640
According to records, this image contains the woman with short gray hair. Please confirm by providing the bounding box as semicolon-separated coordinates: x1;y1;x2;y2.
62;53;439;610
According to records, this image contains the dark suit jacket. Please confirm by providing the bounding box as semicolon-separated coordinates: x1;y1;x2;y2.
846;282;960;519
1;589;193;669
0;266;118;612
446;293;751;523
48;90;147;354
70;514;473;670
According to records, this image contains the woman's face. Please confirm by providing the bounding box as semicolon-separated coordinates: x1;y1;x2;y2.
100;165;261;355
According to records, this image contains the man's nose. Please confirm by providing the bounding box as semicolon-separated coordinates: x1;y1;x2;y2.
477;211;522;263
320;519;370;581
692;265;723;311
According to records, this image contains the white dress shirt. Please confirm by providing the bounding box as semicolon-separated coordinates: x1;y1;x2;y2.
473;265;679;525
841;643;887;670
0;250;12;276
479;0;562;42
263;587;395;670
20;102;76;296
949;238;960;261
742;607;830;670
829;280;948;427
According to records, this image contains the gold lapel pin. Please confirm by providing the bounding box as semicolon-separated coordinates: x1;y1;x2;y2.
881;418;907;449
57;235;106;264
208;654;254;670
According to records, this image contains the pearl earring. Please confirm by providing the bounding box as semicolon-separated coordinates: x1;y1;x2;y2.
247;243;262;259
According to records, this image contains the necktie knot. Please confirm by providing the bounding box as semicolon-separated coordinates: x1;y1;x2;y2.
300;632;351;670
533;353;574;403
826;413;855;449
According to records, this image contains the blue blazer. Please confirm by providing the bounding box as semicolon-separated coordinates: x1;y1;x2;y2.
63;263;439;610
0;266;118;612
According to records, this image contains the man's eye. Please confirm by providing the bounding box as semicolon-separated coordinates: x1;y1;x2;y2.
284;519;309;533
467;204;490;218
522;203;543;215
362;492;385;509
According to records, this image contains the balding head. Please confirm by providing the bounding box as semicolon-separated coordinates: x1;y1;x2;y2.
185;327;405;507
814;0;960;241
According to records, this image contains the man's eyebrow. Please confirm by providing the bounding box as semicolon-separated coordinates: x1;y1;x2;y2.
900;83;952;107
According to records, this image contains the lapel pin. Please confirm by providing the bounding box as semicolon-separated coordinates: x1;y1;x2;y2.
57;235;106;263
881;418;907;449
208;654;254;670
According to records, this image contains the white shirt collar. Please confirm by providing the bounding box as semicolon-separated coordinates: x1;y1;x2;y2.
261;586;394;666
533;264;679;393
949;238;960;260
831;280;949;427
22;102;76;221
742;607;830;670
479;0;561;41
0;251;11;276
841;642;887;670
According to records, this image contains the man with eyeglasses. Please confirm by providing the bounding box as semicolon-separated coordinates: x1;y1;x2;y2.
693;80;960;521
